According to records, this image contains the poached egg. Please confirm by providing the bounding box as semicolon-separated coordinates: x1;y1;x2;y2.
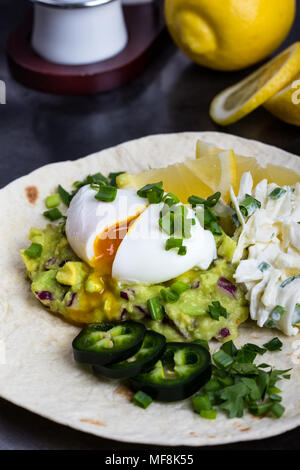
66;185;216;284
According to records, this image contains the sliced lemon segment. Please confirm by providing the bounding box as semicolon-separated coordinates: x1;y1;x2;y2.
117;141;237;204
264;75;300;126
210;42;300;126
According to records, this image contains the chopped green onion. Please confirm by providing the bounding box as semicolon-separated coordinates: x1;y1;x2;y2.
239;194;261;218
193;339;210;351
160;288;179;304
108;171;125;187
94;185;117;202
270;402;285;418
210;221;222;235
45;194;60;209
220;340;237;357
263;337;283;352
212;350;234;369
147;297;164;321
270;305;285;321
58;185;72;207
200;409;217;420
204;378;221;392
258;261;271;272
178;245;187;256
133;390;152;409
192;394;212;413
163;193;180;206
43;208;63;221
265;320;277;329
165;237;182;251
269;187;287;200
24;243;43;259
170;281;189;296
137;182;164;204
188;192;221;208
280;275;300;288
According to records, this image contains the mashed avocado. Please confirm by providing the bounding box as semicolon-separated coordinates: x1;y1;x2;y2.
21;224;248;342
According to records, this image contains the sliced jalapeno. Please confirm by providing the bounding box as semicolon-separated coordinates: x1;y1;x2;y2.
93;331;166;379
72;321;146;366
129;342;211;402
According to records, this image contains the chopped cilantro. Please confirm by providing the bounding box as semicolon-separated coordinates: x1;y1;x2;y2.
207;301;227;321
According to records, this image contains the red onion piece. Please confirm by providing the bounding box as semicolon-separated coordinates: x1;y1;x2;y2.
66;293;76;307
218;277;237;298
191;281;200;289
219;328;230;338
36;291;53;301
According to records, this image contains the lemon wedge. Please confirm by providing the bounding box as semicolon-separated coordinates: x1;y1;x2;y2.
117;141;237;204
264;76;300;126
210;42;300;126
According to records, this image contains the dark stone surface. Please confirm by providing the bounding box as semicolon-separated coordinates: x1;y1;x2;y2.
0;0;299;450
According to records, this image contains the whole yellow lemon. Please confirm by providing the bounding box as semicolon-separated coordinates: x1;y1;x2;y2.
165;0;296;71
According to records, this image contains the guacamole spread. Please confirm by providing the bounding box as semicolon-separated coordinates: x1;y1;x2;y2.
21;224;248;342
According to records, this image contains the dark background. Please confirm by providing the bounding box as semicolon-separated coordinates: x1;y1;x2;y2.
0;0;299;450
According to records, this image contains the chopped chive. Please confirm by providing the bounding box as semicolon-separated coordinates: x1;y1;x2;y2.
58;185;72;206
94;185;117;202
165;237;183;251
45;194;60;209
24;243;43;259
212;350;234;369
269;187;287;200
263;337;283;352
147;297;164;321
258;261;271;272
133;390;152;409
43;208;63;221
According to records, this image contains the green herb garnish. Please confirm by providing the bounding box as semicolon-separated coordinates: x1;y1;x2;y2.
270;305;285;321
108;171;125;187
263;337;283;352
195;339;291;420
207;301;227;321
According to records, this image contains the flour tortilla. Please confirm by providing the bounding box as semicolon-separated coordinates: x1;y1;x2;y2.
0;132;299;447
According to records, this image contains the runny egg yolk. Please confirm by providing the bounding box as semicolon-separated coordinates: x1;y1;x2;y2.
91;216;138;275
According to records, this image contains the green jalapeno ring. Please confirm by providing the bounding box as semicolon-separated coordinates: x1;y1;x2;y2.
72;321;146;366
93;331;166;379
129;342;211;402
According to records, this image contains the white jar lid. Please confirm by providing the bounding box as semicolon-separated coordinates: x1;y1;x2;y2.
30;0;114;8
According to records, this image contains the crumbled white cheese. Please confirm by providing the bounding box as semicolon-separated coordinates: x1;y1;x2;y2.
232;174;300;336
